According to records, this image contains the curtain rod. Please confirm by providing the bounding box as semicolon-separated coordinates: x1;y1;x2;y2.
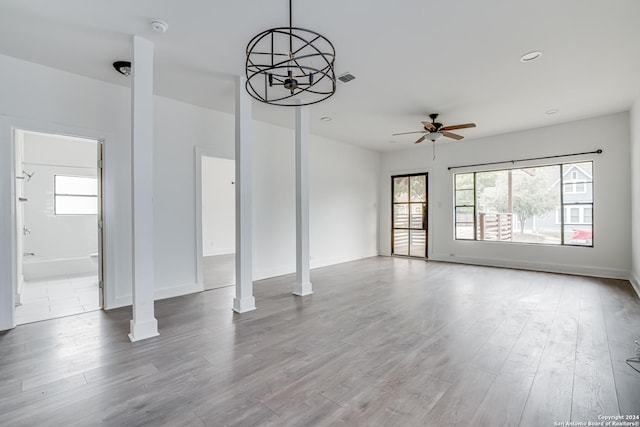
447;149;603;171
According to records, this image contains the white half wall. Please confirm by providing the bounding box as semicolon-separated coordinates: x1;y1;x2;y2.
202;156;235;256
0;53;381;327
630;97;640;297
380;112;632;280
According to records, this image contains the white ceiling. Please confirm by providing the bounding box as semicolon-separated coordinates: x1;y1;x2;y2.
1;0;639;152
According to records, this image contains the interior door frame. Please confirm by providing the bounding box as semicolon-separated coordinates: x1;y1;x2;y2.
97;140;104;308
15;128;105;309
391;172;429;259
195;149;237;291
194;147;236;292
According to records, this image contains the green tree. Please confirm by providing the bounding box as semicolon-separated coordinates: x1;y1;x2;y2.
476;167;559;234
501;168;559;233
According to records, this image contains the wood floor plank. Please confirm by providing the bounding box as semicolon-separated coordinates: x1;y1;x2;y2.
608;341;640;416
577;305;609;353
470;360;537;427
519;340;577;426
470;310;530;374
420;365;496;426
571;347;619;421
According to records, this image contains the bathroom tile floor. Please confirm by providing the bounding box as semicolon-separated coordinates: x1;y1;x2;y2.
15;276;100;325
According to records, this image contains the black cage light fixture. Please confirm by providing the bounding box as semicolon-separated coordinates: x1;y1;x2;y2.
245;0;336;106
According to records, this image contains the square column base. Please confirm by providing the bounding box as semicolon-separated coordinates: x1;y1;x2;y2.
128;318;159;342
293;282;313;297
233;296;256;313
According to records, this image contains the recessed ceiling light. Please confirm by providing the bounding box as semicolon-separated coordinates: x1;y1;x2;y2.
320;116;332;122
520;51;542;62
546;109;559;115
151;20;169;33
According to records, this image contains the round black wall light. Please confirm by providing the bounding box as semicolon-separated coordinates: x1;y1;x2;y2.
113;61;132;76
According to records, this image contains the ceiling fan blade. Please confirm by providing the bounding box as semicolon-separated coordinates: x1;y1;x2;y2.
441;123;476;131
392;131;427;136
414;135;426;144
421;121;436;131
442;131;464;140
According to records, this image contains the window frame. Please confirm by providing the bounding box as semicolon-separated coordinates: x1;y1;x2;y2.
454;173;476;240
453;161;593;247
54;174;98;216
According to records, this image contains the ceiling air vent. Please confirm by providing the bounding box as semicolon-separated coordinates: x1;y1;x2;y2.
337;72;356;83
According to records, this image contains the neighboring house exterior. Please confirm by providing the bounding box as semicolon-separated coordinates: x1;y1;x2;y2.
535;163;593;244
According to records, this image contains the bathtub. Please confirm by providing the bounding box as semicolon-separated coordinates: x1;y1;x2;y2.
22;255;97;281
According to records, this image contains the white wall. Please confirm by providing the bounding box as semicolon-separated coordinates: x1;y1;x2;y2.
0;53;131;331
202;156;235;256
380;112;632;279
155;97;380;293
630;98;640;296
309;134;380;270
22;132;98;280
0;53;380;329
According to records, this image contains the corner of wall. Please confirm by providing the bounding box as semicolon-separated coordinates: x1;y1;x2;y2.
631;97;640;295
630;272;640;300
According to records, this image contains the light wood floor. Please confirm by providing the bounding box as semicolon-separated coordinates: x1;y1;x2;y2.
203;254;235;290
1;257;639;426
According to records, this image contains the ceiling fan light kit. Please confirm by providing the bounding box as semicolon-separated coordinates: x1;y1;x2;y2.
425;132;443;142
245;0;336;106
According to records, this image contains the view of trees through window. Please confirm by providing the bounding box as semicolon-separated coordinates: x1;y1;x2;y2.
454;161;593;246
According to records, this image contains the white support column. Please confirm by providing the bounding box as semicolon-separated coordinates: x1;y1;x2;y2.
294;103;313;296
233;76;256;313
129;36;159;342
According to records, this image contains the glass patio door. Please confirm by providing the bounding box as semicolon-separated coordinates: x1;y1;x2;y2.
392;173;427;258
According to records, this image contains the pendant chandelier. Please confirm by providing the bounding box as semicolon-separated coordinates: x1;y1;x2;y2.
245;0;336;106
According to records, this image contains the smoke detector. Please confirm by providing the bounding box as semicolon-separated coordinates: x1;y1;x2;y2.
151;20;169;33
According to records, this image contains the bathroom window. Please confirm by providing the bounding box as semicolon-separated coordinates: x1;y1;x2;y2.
54;175;98;215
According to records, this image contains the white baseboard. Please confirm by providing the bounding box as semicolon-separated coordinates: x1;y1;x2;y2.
232;296;256;313
254;264;294;282
203;248;235;257
429;253;629;280
109;281;201;310
128;318;159;342
311;252;379;270
108;252;379;309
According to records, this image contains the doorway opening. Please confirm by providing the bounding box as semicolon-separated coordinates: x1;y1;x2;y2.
201;155;235;290
14;129;103;324
392;173;428;258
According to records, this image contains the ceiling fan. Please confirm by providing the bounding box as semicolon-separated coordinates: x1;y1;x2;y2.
392;113;476;144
